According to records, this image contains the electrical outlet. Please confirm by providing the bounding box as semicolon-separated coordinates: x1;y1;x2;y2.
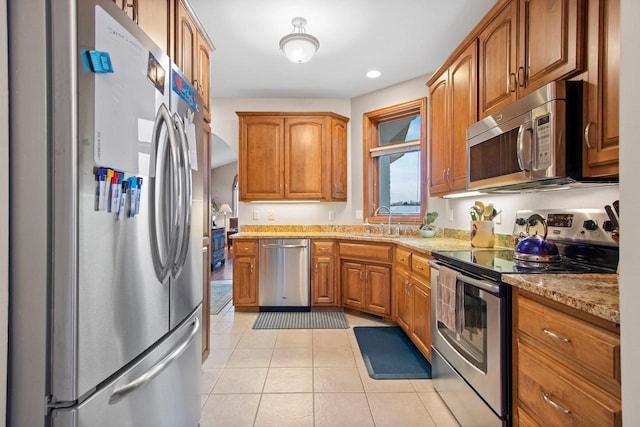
329;210;336;221
268;211;275;221
448;209;454;222
355;210;363;220
253;210;260;220
495;212;502;224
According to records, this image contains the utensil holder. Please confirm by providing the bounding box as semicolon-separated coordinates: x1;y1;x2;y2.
471;221;495;248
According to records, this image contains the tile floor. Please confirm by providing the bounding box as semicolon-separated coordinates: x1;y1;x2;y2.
199;303;460;426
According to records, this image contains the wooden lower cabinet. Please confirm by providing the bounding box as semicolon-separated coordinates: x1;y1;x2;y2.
341;261;391;316
311;240;337;306
394;249;432;362
513;290;621;426
232;240;258;308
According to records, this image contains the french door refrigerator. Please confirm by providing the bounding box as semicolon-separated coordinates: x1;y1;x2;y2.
9;1;204;426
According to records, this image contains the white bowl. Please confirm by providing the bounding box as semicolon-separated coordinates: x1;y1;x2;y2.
420;229;436;238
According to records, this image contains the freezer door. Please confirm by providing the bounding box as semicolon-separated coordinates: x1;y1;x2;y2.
51;307;202;427
54;1;173;402
169;65;204;330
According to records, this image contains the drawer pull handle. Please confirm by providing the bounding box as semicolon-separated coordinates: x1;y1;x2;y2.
542;391;571;414
542;328;571;343
415;265;423;270
398;257;405;261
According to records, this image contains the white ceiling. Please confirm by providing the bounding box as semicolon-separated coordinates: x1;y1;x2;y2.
189;0;496;99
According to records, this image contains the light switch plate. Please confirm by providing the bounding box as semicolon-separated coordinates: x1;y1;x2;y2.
329;210;336;221
253;210;260;220
355;210;363;220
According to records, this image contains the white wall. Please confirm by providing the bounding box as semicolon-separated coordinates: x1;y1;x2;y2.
619;0;639;423
210;97;352;225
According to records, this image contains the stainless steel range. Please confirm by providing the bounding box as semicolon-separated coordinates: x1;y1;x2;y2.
430;209;619;427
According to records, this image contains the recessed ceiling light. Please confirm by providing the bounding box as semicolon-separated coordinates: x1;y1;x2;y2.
366;70;381;78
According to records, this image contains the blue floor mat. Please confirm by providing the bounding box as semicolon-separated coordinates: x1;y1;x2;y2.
353;326;432;379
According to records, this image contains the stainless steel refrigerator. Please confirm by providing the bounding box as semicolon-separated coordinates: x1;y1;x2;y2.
9;1;204;425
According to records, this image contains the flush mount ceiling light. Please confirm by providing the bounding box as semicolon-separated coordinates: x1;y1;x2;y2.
279;17;320;64
366;70;381;78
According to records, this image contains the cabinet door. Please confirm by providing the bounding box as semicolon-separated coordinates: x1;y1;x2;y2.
411;280;431;361
239;116;284;200
312;255;336;305
395;271;411;333
365;264;391;316
518;0;584;96
342;262;365;310
284;117;326;199
201;242;210;361
330;118;348;200
175;0;196;85
449;41;477;191
479;0;518;118
428;73;451;196
584;0;619;176
112;0;135;20
196;32;211;122
137;0;169;53
233;256;257;306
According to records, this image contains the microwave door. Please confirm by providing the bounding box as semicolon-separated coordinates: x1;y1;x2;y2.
467;113;532;190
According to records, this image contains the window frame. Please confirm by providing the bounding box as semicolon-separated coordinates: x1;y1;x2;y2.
363;97;427;225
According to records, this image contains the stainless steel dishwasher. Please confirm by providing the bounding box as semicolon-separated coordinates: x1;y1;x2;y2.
259;238;310;310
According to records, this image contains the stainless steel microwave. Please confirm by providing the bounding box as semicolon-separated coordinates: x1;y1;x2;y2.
466;80;610;192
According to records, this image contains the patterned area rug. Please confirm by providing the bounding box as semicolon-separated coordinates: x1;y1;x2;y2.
210;280;232;315
253;311;349;329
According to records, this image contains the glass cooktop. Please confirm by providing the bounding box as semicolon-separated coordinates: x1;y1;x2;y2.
432;248;616;281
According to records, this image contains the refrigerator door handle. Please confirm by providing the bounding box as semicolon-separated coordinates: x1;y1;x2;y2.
108;316;200;405
172;114;192;277
149;103;182;283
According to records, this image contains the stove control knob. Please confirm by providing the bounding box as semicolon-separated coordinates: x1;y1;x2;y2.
603;220;614;232
515;217;527;226
583;219;598;231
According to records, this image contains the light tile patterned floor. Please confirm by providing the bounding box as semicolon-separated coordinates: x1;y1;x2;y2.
200;303;460;427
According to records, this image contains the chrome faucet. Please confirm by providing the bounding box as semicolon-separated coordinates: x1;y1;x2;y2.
374;206;393;235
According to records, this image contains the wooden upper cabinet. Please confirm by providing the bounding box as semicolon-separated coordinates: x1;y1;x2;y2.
428;41;476;197
237;112;349;201
284;117;326;199
479;0;518;118
330;118;348;200
428;74;450;196
518;0;585;96
112;0;169;53
449;41;477;191
239;116;285;200
584;0;619;177
196;32;211;122
176;0;196;84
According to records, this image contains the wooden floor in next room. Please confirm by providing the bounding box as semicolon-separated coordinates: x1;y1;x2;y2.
212;247;233;281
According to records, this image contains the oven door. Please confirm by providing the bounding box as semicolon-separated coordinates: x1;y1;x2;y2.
467;111;533;190
430;263;506;418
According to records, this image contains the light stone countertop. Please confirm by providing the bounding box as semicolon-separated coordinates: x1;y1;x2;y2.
230;231;619;323
502;273;619;324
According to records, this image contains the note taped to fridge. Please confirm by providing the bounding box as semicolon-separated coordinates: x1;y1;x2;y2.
171;68;198;112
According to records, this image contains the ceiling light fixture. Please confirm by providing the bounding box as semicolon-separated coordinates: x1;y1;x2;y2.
366;70;381;78
279;17;320;64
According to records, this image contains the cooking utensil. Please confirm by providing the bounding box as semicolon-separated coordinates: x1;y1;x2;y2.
514;214;561;263
604;205;619;229
613;200;619;217
483;204;494;221
470;209;479;221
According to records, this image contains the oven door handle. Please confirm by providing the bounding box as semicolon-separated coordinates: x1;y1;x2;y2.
429;260;501;294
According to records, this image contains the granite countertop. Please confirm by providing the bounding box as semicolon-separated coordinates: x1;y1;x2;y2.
230;232;474;256
502;273;619;324
231;231;619;323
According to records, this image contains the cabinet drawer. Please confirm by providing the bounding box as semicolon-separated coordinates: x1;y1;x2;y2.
338;242;392;263
411;254;431;282
234;240;257;256
517;407;542;427
312;240;335;255
395;247;412;271
518;344;621;427
517;296;620;383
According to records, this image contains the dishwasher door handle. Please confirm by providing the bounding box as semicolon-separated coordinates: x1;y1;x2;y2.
261;243;308;249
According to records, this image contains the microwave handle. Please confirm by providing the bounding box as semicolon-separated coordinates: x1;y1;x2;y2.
517;122;533;172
